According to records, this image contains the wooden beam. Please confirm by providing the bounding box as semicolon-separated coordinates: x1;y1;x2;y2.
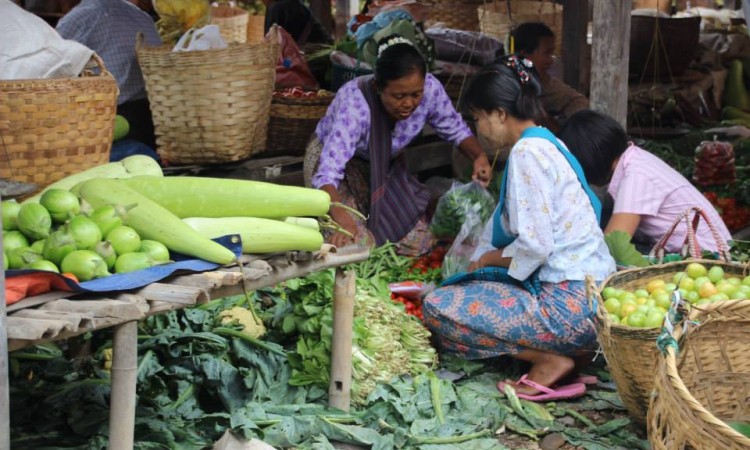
309;0;334;37
562;0;589;92
334;0;358;38
590;0;632;127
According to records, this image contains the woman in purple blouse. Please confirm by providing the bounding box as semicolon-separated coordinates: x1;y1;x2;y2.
305;35;491;255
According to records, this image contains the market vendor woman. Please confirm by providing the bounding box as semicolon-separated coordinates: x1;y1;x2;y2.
305;35;492;255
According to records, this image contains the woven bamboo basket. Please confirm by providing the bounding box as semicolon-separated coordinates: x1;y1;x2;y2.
246;14;265;44
266;92;333;157
331;63;373;92
589;259;748;425
648;299;750;450
136;30;279;165
211;4;249;44
478;1;563;54
425;0;483;31
0;54;118;189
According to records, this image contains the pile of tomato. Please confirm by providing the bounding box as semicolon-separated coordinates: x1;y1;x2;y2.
409;246;447;274
703;191;750;232
390;293;424;321
272;87;333;99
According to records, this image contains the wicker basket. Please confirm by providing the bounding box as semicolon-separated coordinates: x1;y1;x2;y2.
136;31;279;165
331;63;373;92
590;260;747;425
246;14;265;44
478;1;563;54
0;54;118;188
211;4;249;44
425;0;483;31
266;92;333;157
648;299;750;450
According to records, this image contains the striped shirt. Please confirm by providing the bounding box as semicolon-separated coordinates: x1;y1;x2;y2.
56;0;162;104
608;144;731;253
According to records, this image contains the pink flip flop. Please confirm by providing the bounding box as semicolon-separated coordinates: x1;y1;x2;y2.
497;374;587;402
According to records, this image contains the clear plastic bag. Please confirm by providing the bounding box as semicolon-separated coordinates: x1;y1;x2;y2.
441;202;486;279
430;180;495;240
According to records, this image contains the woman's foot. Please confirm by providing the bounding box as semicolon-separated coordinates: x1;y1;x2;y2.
504;350;575;396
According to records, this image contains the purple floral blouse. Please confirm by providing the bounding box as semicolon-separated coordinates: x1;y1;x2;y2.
311;74;473;189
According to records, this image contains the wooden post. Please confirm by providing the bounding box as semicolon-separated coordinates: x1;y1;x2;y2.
309;0;334;37
328;268;355;411
108;321;139;450
590;0;632;127
0;198;9;450
334;0;357;38
562;0;590;92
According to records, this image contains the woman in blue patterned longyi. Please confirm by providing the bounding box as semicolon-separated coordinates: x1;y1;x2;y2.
423;56;616;401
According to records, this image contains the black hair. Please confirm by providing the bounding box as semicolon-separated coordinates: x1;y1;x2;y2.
374;35;427;89
461;56;546;122
513;22;555;55
557;109;630;186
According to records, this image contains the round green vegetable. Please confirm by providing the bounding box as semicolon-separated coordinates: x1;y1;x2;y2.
28;260;60;273
8;247;43;270
3;252;7;270
60;250;110;281
17;203;52;240
113;115;130;141
40;189;80;223
2;199;22;231
106;226;141;255
93;241;117;270
90;205;128;237
30;239;46;254
3;231;30;254
140;240;170;263
114;252;154;273
43;227;77;266
69;216;102;250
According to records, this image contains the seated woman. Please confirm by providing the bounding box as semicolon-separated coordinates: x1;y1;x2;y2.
513;22;589;129
305;35;491;255
423;56;615;401
558;109;731;253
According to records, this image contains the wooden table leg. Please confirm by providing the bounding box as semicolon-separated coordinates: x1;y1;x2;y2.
328;268;355;411
108;320;138;450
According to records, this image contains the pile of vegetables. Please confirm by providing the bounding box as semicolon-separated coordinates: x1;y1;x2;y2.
272;87;333;99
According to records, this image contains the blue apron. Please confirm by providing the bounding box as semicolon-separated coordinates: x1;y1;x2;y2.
441;127;602;295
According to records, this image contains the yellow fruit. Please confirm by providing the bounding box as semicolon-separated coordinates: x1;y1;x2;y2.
686;262;708;279
699;281;718;299
646;279;666;294
620;303;638;318
636;297;648;305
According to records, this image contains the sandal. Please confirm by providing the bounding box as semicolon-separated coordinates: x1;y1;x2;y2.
497;374;586;402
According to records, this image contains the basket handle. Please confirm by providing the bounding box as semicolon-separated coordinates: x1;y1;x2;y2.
82;53;113;79
648;206;731;263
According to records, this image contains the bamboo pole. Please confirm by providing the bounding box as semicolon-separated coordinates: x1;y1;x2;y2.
328;268;355;411
0;197;10;450
108;320;138;450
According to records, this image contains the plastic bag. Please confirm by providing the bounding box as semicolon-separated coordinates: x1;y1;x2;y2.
693;139;736;186
430;180;495;239
273;26;319;89
153;0;211;43
172;25;227;52
441;202;485;279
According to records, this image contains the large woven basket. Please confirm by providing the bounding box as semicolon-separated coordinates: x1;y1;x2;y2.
136;31;279;165
331;63;373;92
266;92;333;157
211;4;249;44
589;260;748;425
425;0;483;31
0;54;117;189
648;299;750;450
246;14;265;44
478;1;563;54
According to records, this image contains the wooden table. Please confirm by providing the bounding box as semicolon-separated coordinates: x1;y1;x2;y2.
3;246;370;449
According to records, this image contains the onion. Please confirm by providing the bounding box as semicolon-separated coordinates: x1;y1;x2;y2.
68;216;102;250
16;203;52;240
93;241;117;270
139;240;170;263
8;247;43;270
106;226;141;255
40;189;80;223
60;250;110;281
114;252;155;274
43;227;78;266
2;199;22;231
28;259;60;273
3;231;30;254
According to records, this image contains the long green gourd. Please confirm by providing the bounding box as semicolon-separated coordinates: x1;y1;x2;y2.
78;179;236;265
120;176;331;218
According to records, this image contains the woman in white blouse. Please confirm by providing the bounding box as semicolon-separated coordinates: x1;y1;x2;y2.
423;56;616;402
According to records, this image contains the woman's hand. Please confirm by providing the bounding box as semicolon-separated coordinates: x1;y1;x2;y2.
472;153;492;188
468;249;510;271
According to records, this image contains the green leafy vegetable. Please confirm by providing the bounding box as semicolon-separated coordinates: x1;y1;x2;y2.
604;231;649;267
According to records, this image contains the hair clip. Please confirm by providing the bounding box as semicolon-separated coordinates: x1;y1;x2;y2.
377;36;413;58
504;54;531;85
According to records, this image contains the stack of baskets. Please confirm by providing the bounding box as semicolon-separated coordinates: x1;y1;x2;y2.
648;298;750;449
246;14;266;44
0;54;118;189
211;3;249;44
424;0;483;31
590;259;746;425
136;29;279;165
478;0;563;53
266;90;334;157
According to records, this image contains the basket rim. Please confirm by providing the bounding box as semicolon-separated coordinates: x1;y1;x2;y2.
0;53;115;85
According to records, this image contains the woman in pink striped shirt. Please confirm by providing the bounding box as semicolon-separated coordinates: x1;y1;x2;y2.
559;110;731;253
